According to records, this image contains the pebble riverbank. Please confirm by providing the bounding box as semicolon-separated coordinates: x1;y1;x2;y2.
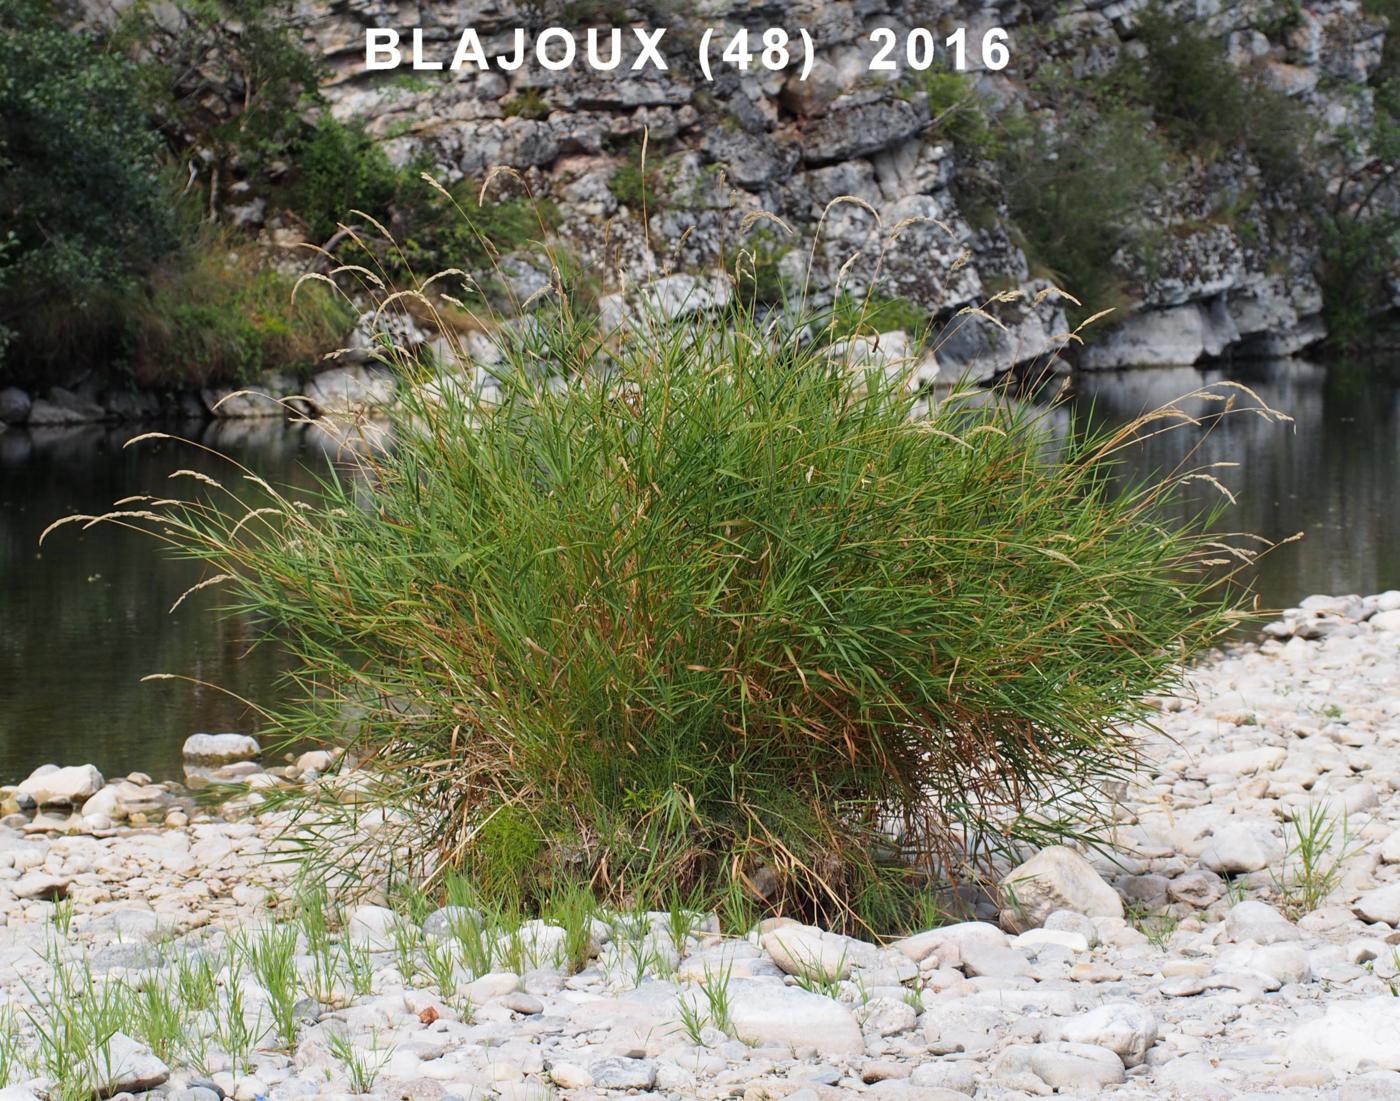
3;592;1400;1101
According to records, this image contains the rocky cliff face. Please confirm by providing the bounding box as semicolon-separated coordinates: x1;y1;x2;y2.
87;0;1396;377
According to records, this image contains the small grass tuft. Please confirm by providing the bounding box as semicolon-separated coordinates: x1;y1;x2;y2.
128;979;185;1065
23;948;130;1101
544;881;601;973
1126;902;1179;950
213;978;260;1076
243;924;301;1051
340;938;375;998
678;962;734;1042
1273;804;1359;918
50;897;75;938
326;1029;393;1094
0;1004;24;1089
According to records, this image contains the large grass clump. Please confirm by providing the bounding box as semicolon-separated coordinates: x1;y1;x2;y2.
92;297;1258;930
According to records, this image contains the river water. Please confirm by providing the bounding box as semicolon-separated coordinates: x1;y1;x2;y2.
2;356;1398;785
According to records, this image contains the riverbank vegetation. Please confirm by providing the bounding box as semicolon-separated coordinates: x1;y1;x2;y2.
0;882;640;1095
3;0;1395;383
127;241;353;390
937;4;1397;343
1325;0;1400;348
0;0;545;386
947;10;1311;327
103;275;1264;931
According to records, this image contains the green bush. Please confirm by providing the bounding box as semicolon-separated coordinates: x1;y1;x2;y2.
1320;4;1400;348
1320;193;1400;350
378;176;560;293
502;87;550;120
608;142;662;210
980;8;1314;317
293;142;558;289
1117;13;1251;153
923;70;998;157
825;292;931;343
292;116;401;243
123;295;1255;930
1000;104;1171;319
119;0;321;184
1115;8;1311;181
732;228;793;309
0;0;342;382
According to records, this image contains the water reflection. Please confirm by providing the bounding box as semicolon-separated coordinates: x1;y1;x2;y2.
1061;358;1400;610
0;419;332;785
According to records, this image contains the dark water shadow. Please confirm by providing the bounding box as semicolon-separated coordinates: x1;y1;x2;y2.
0;419;332;785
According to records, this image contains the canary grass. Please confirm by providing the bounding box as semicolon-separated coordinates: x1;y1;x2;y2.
212;965;261;1077
676;994;710;1046
421;935;460;1001
1273;803;1360;918
698;962;736;1034
543;881;602;973
341;937;375;997
61;250;1277;930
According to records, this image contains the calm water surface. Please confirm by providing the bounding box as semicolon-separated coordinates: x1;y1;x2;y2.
1067;358;1400;605
0;421;327;785
2;356;1398;785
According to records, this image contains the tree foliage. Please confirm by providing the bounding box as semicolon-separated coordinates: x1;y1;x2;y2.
0;0;177;370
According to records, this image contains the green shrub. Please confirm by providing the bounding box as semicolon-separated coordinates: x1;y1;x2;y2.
1117;12;1251;153
286;126;560;292
608;142;662;210
1000;104;1171;319
292;116;401;243
286;117;558;285
732;227;793;308
1321;204;1400;350
1260;0;1306;38
983;8;1313;318
116;291;1256;931
503;88;550;120
1115;7;1311;181
392;176;559;283
0;0;342;382
1319;8;1400;348
825;292;931;343
119;0;321;184
923;70;997;157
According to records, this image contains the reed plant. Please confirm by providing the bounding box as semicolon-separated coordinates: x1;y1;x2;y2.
1273;804;1360;918
128;981;184;1065
339;938;374;998
543;882;602;973
174;952;220;1014
212;980;259;1076
420;936;460;1003
61;202;1275;931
